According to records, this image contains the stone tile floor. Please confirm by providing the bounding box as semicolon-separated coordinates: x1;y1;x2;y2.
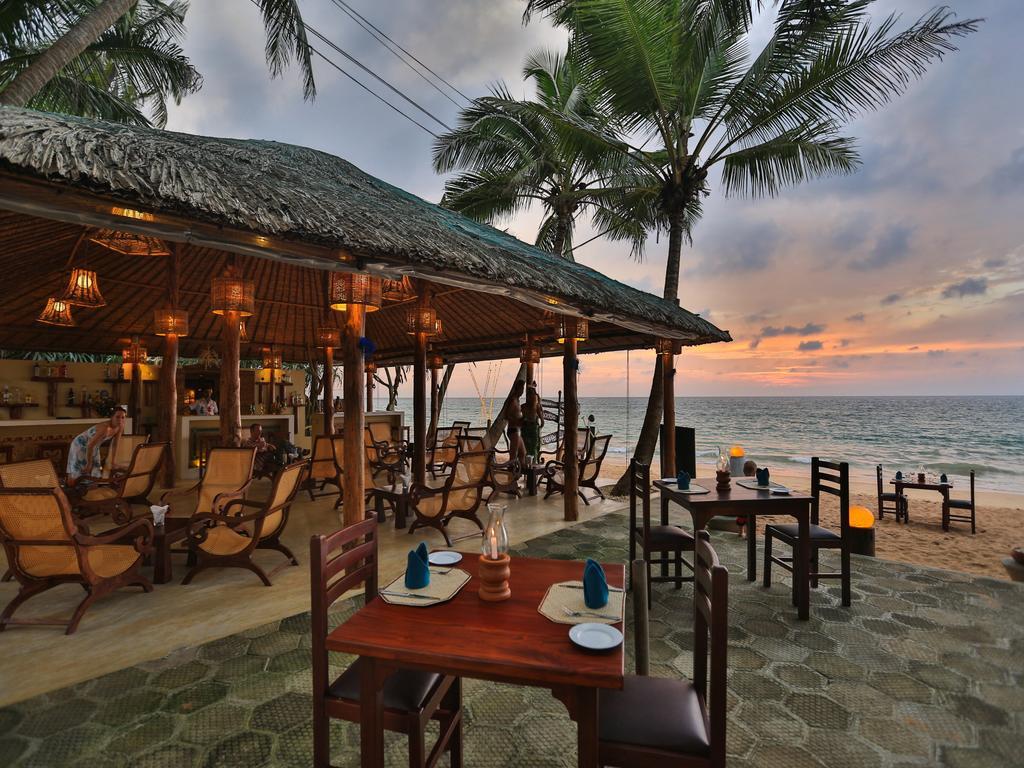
1;512;1021;767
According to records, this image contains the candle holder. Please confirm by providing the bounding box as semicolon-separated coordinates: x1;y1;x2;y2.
716;469;731;491
478;553;511;602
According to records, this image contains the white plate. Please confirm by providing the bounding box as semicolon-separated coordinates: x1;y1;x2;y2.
659;478;676;483
569;623;623;651
771;487;791;495
428;551;462;566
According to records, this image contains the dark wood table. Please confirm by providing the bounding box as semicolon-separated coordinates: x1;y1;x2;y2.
150;517;192;584
325;554;625;767
654;480;815;620
523;463;545;496
369;487;409;529
891;478;953;530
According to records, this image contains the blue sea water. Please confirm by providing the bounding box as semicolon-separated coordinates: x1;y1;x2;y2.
401;396;1024;494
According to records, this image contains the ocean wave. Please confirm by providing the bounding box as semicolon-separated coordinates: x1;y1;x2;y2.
923;461;1012;476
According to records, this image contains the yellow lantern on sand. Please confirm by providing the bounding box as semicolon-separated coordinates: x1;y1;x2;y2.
850;506;875;529
728;445;746;477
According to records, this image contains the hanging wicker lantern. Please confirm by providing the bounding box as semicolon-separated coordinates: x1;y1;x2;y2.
211;274;255;316
90;229;170;257
122;337;148;365
261;347;283;370
655;338;680;355
154;308;189;336
239;320;249;342
519;341;541;364
329;272;382;312
382;276;414;302
315;325;340;348
61;267;105;307
37;297;75;327
406;305;438;335
365;360;378;375
557;317;589;344
427;352;445;370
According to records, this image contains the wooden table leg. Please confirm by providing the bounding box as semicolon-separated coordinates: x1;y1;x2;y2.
374;492;387;524
575;686;599;768
746;512;758;582
152;531;171;584
395;495;408;529
797;511;810;621
359;656;385;768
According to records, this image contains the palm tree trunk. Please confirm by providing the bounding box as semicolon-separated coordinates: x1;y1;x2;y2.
427;363;456;446
0;0;137;108
552;214;574;262
609;207;685;495
486;363;528;446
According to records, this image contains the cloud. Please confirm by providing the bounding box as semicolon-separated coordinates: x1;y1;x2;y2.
797;340;824;352
927;349;948;357
692;220;780;276
989;146;1024;195
983;257;1008;269
849;224;914;271
748;337;761;349
880;293;903;305
942;277;988;298
838;339;852;347
760;323;826;338
845;312;866;323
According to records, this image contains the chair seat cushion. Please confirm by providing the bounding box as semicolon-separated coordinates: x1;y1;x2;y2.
946;499;973;510
599;675;710;756
85;545;142;578
766;523;840;541
636;525;694;550
329;659;444;712
83;486;119;501
880;493;902;503
198;525;251;556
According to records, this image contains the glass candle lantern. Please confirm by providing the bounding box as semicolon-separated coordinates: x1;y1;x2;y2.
481;504;509;561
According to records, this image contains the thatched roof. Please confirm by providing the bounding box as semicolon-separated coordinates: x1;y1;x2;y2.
0;107;730;361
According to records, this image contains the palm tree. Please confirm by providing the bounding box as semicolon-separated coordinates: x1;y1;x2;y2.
433;46;644;261
1;1;201;126
525;0;979;492
0;0;314;113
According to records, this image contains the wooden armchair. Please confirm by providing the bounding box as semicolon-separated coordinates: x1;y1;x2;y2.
161;447;255;519
107;434;150;476
458;430;521;499
332;437;395;514
301;435;341;501
182;461;307;586
543;434;611;505
409;450;491;546
429;421;469;477
0;459;61;582
365;425;405;485
77;442;167;524
0;487;153;635
599;535;728;768
310;517;462;767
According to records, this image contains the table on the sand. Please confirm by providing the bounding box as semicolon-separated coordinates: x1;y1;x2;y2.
654;480;815;620
325;554;625;767
890;478;953;529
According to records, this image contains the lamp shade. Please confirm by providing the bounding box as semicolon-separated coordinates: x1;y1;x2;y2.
329;272;382;312
850;506;875;529
315;325;340;348
557;317;589;343
655;338;681;355
406;305;438;335
427;352;444;370
62;268;105;307
90;229;170;257
382;276;414;302
37;297;75;327
210;275;255;316
239;320;249;342
519;343;540;364
153;308;189;336
261;347;283;370
122;338;148;365
365;360;378;375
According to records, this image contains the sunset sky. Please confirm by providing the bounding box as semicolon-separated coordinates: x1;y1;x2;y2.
166;0;1024;398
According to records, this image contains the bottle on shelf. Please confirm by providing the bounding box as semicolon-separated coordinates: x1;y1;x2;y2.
32;362;40;378
2;385;9;404
59;362;68;378
68;387;76;407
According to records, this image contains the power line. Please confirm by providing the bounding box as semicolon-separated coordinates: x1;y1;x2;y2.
329;0;471;104
328;0;467;109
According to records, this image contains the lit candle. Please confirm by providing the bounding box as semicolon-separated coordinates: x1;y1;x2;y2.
489;533;498;560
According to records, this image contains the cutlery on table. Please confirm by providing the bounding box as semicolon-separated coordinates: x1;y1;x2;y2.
561;583;624;593
381;590;438;601
562;607;621;621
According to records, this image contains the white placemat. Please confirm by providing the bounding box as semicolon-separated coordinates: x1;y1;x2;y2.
538;580;625;626
379;567;470;606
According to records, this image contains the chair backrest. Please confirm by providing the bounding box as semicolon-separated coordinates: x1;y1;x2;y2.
310;516;378;696
121;442;167;498
0;487;81;579
692;532;728;763
875;464;884;500
0;459;60;489
628;459;652;538
309;435;339;481
367;421;393;445
630;559;649;676
198;447;255;513
259;461;307;539
969;469;975;503
577;427;594;460
812;458;850;534
449;450;491;508
457;434;487;453
113;434;149;469
580;435;611;482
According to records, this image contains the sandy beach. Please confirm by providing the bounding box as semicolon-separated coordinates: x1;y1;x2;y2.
600;458;1023;580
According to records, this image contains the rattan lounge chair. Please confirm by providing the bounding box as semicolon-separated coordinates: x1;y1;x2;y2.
160;446;255;519
409;450;491;545
77;442;167;524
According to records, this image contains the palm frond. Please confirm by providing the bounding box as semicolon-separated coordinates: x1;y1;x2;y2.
255;0;316;100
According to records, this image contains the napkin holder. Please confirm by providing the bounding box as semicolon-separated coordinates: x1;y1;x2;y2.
150;504;169;527
478;554;511;602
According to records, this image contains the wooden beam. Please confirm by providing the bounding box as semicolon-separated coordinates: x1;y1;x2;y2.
341;305;366;526
322;346;334;435
365;368;374;411
158;245;181;486
219;310;242;446
413;329;427;485
128;362;142;428
428;366;439;448
661;349;676;477
563;337;579;522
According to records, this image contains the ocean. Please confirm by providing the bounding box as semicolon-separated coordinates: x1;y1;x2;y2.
396;396;1024;494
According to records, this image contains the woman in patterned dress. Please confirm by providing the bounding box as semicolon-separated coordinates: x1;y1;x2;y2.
66;407;126;484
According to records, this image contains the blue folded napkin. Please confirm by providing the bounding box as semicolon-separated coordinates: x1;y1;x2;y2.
583;558;609;609
940;473;948;484
895;471;903;480
676;469;690;490
756;467;770;487
405;542;430;589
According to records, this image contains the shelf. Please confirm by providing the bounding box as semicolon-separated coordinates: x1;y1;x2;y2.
0;403;40;419
31;376;74;383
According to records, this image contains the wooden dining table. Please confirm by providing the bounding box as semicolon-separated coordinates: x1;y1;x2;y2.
890;477;953;529
654;479;815;620
325;554;625;767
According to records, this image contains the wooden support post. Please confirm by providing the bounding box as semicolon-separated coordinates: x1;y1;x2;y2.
128;362;141;430
341;306;366;526
413;330;427;485
365;369;374;412
661;348;676;477
322;346;335;435
219;310;241;447
429;366;439;447
563;336;579;522
158;246;180;486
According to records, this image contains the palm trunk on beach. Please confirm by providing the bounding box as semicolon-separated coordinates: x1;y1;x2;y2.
486;363;528;446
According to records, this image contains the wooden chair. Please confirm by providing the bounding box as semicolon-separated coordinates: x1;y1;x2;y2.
429;421;469;477
365;425;405;485
181;461;306;585
0;445;13;464
876;464;907;523
161;447;255;520
332;436;395;514
628;459;694;603
543;434;611;505
944;470;976;534
77;442;167;524
599;536;728;768
310;516;462;768
764;458;852;607
302;435;341;500
0;459;61;582
0;487;153;635
459;430;521;498
409;450;491;545
34;441;69;477
107;434;150;476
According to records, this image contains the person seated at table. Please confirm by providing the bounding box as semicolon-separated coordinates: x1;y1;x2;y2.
66;407;125;486
244;423;282;478
191;389;218;416
737;459;758;538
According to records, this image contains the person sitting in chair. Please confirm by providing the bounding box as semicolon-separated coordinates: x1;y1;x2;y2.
244;423;282;478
